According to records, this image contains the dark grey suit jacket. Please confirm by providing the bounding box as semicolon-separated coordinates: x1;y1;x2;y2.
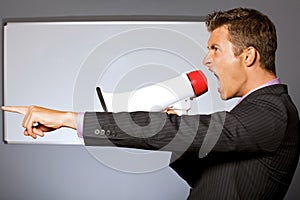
83;84;300;200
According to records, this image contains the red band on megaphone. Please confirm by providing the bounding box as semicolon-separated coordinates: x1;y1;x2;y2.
187;70;208;97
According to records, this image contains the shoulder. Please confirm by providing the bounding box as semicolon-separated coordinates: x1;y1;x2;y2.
241;84;287;105
232;84;289;119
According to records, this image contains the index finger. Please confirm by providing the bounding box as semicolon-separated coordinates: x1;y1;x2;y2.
1;106;28;115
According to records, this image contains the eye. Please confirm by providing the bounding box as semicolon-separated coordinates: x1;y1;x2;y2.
212;45;219;51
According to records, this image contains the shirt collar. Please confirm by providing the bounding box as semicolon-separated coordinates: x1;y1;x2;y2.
236;78;281;104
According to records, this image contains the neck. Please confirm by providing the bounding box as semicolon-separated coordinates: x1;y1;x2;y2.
241;69;276;96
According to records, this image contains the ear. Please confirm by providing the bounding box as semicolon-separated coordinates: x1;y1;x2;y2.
243;46;257;67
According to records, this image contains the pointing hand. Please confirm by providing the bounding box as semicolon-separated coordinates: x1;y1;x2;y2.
2;105;78;139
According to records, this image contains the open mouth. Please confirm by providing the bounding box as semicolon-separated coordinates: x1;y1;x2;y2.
213;73;221;92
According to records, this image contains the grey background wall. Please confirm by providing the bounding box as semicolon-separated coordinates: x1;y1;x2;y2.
0;0;299;199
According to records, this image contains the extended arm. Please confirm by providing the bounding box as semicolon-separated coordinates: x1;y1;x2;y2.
1;88;288;155
82;92;288;156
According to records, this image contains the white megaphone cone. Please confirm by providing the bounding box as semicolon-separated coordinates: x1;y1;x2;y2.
100;70;208;115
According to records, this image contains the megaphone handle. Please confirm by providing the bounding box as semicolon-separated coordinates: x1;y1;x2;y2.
167;98;191;115
96;87;108;112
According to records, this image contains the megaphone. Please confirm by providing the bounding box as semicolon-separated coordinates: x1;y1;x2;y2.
99;70;208;115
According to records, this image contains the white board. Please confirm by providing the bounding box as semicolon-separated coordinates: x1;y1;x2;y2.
3;18;238;146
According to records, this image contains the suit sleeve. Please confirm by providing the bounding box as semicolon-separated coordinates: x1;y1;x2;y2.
83;93;288;156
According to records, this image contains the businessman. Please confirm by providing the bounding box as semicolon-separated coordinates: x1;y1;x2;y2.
2;8;300;200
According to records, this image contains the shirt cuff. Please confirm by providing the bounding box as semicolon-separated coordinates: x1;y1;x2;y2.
77;112;85;138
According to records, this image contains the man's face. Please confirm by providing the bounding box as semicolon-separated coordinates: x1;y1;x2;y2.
203;25;247;100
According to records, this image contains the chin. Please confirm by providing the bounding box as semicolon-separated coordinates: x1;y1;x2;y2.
220;96;228;100
220;92;231;100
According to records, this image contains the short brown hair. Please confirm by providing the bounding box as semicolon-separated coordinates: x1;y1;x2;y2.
206;8;277;74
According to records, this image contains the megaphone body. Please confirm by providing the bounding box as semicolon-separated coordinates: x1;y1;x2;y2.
101;70;208;115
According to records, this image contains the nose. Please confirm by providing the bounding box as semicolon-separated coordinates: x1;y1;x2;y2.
202;52;212;68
